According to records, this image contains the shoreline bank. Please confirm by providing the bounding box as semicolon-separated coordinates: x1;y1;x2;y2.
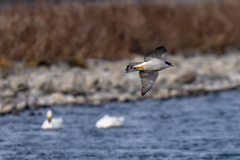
1;53;240;114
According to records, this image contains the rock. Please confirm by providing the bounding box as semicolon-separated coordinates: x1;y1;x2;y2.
92;100;101;105
49;62;71;73
88;92;117;105
51;92;66;105
88;94;101;103
118;93;132;102
28;72;52;89
85;74;99;89
0;102;15;114
29;89;42;97
41;83;54;94
56;62;71;70
26;89;42;108
37;95;54;106
182;85;203;96
51;92;65;100
0;79;14;98
101;93;118;102
153;88;170;99
27;95;38;109
9;75;28;91
0;88;15;97
15;100;27;111
228;72;240;83
0;69;8;79
75;96;86;104
52;71;84;95
22;89;41;108
86;58;109;70
0;79;9;88
65;95;76;104
169;89;182;97
179;71;196;83
88;92;118;103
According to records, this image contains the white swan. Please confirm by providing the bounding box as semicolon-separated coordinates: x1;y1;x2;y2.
96;115;124;128
41;110;63;129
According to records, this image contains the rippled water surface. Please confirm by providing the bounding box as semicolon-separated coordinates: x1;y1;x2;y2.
1;90;240;160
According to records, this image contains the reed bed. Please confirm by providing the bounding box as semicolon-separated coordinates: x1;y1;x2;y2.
0;0;240;66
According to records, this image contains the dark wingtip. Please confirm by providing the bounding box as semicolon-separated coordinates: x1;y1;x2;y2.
155;46;167;52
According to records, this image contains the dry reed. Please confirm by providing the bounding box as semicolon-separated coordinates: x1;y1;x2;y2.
0;0;240;66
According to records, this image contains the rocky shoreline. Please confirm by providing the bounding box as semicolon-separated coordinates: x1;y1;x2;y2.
1;53;240;114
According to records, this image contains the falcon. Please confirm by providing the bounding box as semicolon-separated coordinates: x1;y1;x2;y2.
125;46;173;96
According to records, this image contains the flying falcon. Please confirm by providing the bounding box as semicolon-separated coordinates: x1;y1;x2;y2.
125;46;173;96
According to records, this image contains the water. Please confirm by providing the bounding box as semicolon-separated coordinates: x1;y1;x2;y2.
1;90;240;160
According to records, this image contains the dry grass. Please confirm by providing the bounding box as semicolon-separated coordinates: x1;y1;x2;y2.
0;55;10;67
0;0;240;66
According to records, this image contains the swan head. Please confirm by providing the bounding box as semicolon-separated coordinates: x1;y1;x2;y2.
47;110;52;122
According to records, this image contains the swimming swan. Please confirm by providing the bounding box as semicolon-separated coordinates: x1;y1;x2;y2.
96;115;124;128
41;110;63;129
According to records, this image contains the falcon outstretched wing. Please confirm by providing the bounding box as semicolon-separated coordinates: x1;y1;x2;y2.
144;46;167;62
139;71;159;96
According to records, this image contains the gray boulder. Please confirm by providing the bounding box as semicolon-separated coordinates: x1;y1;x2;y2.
0;101;15;114
9;75;28;91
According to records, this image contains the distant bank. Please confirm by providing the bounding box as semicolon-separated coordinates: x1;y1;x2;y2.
1;53;240;114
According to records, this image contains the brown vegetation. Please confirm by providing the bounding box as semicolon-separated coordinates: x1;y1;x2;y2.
0;0;240;66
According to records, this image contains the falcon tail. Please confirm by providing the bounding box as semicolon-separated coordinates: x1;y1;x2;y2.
125;62;143;73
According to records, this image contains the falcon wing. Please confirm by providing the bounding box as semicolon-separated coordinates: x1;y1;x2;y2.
139;71;159;96
144;46;167;62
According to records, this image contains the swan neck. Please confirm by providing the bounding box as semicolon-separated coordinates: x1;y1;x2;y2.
47;116;52;123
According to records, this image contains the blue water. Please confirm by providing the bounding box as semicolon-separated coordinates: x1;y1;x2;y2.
1;90;240;160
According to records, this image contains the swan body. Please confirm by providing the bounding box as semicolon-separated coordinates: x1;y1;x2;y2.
96;115;124;128
41;110;63;129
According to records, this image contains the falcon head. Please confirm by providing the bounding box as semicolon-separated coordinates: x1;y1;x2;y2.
155;46;167;53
